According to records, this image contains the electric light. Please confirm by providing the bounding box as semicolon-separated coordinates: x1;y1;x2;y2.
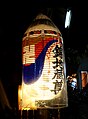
65;9;72;28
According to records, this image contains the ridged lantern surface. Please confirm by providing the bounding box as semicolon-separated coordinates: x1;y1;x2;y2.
21;14;68;110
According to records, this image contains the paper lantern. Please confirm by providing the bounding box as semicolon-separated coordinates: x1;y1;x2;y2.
20;13;68;110
81;71;88;88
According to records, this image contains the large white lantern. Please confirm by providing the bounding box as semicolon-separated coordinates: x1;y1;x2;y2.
20;13;68;110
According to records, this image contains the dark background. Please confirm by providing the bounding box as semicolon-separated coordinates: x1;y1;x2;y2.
0;4;88;118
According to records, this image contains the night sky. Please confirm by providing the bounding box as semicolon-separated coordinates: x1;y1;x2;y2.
0;6;88;108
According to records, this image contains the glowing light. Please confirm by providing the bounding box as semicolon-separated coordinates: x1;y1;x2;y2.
18;14;68;110
65;9;71;28
18;85;22;110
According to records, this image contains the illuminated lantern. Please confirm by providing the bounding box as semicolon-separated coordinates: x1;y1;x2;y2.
81;71;88;89
20;13;68;110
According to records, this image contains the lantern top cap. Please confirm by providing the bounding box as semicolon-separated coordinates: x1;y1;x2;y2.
35;13;51;20
25;13;61;34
